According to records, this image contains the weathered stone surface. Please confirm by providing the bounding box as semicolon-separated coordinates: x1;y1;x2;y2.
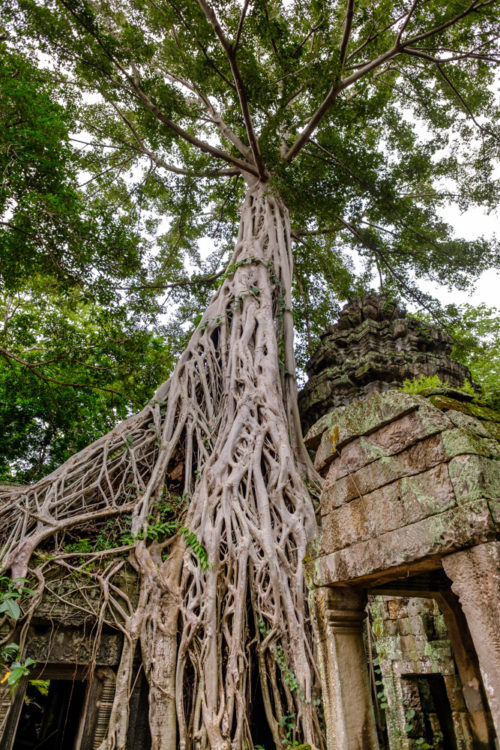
317;499;497;586
312;391;428;470
321;463;456;552
312;586;379;750
25;626;122;665
483;420;500;441
446;409;494;437
323;433;446;507
368;594;476;750
429;394;500;423
299;293;471;432
448;454;500;503
322;406;452;481
442;428;500;461
442;542;500;737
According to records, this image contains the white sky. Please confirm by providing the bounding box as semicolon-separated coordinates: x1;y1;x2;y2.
420;203;499;309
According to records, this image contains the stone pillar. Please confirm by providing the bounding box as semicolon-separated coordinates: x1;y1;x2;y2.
442;542;500;739
312;586;379;750
434;589;496;748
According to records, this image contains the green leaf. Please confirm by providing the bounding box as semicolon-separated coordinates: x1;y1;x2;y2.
0;599;21;620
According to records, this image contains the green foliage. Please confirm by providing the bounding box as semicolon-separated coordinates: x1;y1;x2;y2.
1;0;499;472
372;657;388;711
0;579;37;689
62;492;211;568
0;576;35;621
401;374;447;395
404;709;443;749
1;649;36;689
448;304;500;409
28;679;50;697
409;304;499;409
0;43;182;482
180;527;211;570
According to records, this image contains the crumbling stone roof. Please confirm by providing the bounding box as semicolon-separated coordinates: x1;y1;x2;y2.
299;293;471;433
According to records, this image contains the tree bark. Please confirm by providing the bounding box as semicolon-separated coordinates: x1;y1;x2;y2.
0;182;324;750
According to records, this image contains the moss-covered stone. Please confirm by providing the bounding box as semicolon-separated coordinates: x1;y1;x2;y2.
312;391;428;470
429;394;500;423
448;454;500;504
442;428;500;460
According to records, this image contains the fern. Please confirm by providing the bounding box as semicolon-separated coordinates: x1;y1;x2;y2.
181;527;211;569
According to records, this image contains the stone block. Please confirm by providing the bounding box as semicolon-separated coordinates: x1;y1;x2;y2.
396;618;412;636
317;499;496;585
382;619;399;636
387;598;406;619
448;454;500;503
26;627;122;665
446;410;493;438
483;420;500;441
322;434;446;507
407;616;426;637
399;634;417;657
429;395;500;424
326;406;451;481
321;500;372;553
312;391;429;471
442;428;500;461
488;498;500;525
444;675;466;711
400;462;456;523
320;463;456;553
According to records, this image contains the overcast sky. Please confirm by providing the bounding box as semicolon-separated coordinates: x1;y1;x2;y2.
422;202;499;309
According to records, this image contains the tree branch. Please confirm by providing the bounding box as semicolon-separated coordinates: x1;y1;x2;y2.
130;81;259;177
285;0;496;162
161;69;253;160
197;0;267;178
109;102;240;176
396;0;420;45
339;0;355;71
233;0;250;52
0;347;124;397
403;49;500;142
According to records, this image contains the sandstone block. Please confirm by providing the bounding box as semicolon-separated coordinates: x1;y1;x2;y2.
317;499;496;585
326;406;451;481
320;463;456;553
323;434;446;507
488;498;500;526
448;454;500;503
442;428;500;461
447;410;493;437
387;598;405;619
312;391;429;470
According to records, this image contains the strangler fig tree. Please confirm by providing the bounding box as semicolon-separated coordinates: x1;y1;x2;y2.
1;0;498;748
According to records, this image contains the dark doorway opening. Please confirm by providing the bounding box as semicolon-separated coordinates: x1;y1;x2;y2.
403;674;458;750
13;679;86;750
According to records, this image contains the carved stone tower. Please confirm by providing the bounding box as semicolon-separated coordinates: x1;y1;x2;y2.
304;293;499;750
299;293;471;433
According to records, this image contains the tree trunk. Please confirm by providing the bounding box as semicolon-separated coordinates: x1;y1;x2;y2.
0;182;324;750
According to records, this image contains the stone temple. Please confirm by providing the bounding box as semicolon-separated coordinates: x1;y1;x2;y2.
0;293;498;749
302;294;500;749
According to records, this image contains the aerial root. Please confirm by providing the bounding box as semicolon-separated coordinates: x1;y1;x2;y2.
0;183;324;750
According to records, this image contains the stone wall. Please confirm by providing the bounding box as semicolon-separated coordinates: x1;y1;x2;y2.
369;595;474;749
306;389;500;587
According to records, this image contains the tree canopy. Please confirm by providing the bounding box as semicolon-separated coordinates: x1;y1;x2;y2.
2;0;498;481
0;3;499;748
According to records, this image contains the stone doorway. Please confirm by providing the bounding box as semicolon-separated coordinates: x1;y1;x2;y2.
0;665;119;750
367;590;481;750
13;677;87;750
401;674;458;750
